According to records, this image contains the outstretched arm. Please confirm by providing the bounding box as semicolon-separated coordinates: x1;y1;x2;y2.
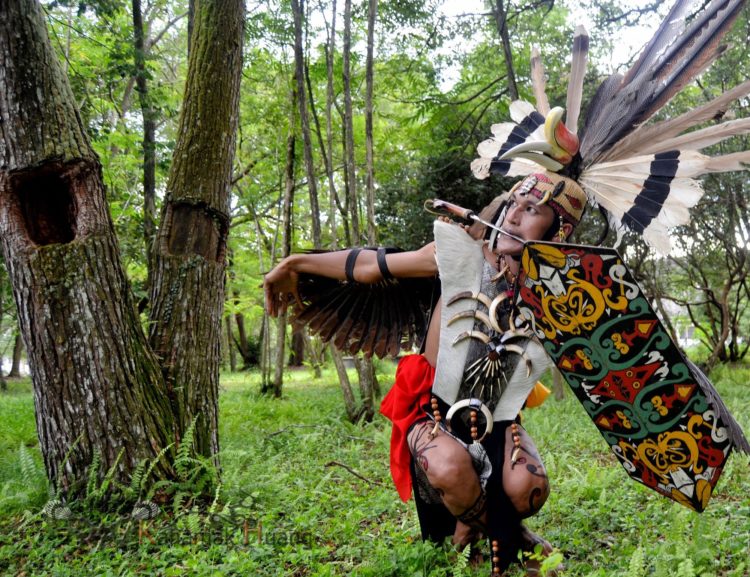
263;242;438;317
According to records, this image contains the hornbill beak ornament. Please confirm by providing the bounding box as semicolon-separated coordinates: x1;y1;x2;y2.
498;107;579;169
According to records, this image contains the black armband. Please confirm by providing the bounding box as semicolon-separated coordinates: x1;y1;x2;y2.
377;247;394;280
345;248;362;283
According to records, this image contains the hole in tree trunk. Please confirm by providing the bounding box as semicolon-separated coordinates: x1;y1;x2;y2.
10;166;77;246
166;202;226;261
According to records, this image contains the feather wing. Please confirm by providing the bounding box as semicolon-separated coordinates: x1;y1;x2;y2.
294;250;439;358
579;150;712;254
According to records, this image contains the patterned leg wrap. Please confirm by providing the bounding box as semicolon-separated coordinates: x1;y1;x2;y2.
456;490;487;532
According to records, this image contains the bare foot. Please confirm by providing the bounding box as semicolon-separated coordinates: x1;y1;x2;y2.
452;521;485;567
520;526;563;576
520;525;553;555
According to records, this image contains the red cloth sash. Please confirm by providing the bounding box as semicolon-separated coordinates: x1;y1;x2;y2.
380;354;435;501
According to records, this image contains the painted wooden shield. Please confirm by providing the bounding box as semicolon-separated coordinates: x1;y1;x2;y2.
515;242;735;512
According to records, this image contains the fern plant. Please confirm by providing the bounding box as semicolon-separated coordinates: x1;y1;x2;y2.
627;546;646;577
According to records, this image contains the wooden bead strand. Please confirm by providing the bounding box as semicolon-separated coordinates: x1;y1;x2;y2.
470;409;478;442
510;423;522;464
430;396;441;438
491;539;501;575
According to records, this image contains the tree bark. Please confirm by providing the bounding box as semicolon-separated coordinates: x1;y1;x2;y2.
324;1;339;249
148;0;244;459
289;328;305;367
0;0;174;491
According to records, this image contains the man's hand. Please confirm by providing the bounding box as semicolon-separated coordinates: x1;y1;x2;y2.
263;257;302;317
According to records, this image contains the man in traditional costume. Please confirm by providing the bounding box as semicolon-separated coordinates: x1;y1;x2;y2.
265;172;585;574
264;0;750;574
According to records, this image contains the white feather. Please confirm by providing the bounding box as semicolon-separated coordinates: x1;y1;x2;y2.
490;122;516;139
636;118;750;155
703;151;750;172
505;159;539;177
471;157;492;180
509;100;537;124
531;46;550;115
477;137;504;159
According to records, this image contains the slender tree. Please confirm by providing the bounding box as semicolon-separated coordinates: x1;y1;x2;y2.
291;0;322;248
132;0;158;298
267;80;298;398
493;0;519;101
148;0;244;458
364;0;378;245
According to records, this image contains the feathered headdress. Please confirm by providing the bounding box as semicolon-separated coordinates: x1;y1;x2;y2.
472;0;750;255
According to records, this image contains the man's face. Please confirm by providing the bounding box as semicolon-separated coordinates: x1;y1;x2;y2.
494;191;556;256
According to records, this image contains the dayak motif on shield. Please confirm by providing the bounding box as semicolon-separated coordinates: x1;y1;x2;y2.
515;242;744;512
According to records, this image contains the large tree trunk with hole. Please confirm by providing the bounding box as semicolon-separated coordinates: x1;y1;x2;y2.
148;0;244;459
0;0;174;490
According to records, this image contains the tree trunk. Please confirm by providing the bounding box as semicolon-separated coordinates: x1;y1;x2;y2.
324;1;339;249
339;0;378;419
342;0;360;244
267;82;298;397
360;0;381;404
225;315;237;372
494;0;519;101
148;0;244;459
232;289;254;369
9;331;23;378
0;0;174;491
291;0;322;249
319;0;359;414
289;328;305;367
132;0;157;299
364;0;378;246
332;350;357;420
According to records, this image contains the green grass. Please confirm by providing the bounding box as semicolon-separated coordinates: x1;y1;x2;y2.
0;363;749;576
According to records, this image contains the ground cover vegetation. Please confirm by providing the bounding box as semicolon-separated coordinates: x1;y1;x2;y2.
0;366;748;575
1;0;750;574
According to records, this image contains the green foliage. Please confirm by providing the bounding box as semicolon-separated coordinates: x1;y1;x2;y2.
2;366;749;575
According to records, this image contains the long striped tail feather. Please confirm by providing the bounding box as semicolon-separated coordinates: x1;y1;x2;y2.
580;0;746;162
601;79;750;162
